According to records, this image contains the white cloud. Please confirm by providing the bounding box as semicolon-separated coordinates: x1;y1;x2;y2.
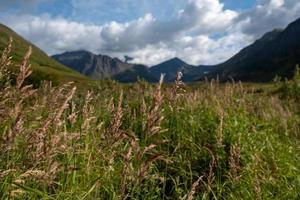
1;0;300;66
237;0;300;37
1;14;103;55
174;33;253;65
269;0;284;9
127;43;176;65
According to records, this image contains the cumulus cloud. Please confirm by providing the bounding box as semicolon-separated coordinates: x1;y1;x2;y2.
236;0;300;37
99;0;237;52
0;14;103;55
173;33;253;65
1;0;240;65
0;0;300;66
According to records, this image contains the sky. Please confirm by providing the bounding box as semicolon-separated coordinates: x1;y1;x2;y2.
0;0;300;66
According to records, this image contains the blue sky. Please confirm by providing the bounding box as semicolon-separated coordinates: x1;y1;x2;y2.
222;0;255;10
47;0;255;23
0;0;299;65
2;0;256;24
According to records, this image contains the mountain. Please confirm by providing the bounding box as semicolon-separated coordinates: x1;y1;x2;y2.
6;16;298;84
150;57;191;82
52;50;133;79
150;57;209;82
150;57;219;82
0;23;88;86
52;50;157;82
113;64;157;83
151;17;300;83
200;18;300;82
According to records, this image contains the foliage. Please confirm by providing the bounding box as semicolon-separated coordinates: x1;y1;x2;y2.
1;41;300;200
279;65;300;101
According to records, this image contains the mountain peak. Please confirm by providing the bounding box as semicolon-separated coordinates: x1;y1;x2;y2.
52;49;157;82
166;57;186;64
170;57;182;61
150;57;192;81
63;50;94;56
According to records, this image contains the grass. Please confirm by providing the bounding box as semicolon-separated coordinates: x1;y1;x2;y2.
1;39;300;199
0;24;91;86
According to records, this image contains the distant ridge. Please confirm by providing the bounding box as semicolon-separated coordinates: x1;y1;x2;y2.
52;50;133;79
52;50;157;82
52;17;300;83
197;17;300;82
150;57;191;82
150;57;214;82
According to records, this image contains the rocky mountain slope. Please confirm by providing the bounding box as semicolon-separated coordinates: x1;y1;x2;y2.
52;50;157;82
200;18;300;82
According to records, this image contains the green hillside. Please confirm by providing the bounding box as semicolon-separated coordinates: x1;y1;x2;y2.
0;23;90;86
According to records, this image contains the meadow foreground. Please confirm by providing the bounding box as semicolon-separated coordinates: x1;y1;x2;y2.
1;42;300;199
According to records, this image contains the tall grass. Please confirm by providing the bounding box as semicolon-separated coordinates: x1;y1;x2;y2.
1;40;300;199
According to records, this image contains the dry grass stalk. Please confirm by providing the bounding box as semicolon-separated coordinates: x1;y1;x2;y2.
228;135;241;180
141;97;147;115
169;71;185;101
107;96;115;112
216;111;224;149
11;85;37;119
54;86;76;128
16;46;32;90
0;169;16;178
1;43;37;150
107;91;124;145
206;150;216;187
119;77;172;197
0;37;12;81
81;91;95;130
3;114;24;150
120;75;168;190
30;86;75;160
253;154;262;199
187;176;204;200
22;83;78;181
10;189;26;198
119;137;137;198
67;100;79;125
9;169;54;190
136;139;169;161
137;153;164;180
19;169;48;181
144;74;165;137
207;161;216;187
119;136;170;198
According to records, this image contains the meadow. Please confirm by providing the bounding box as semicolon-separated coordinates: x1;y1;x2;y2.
1;40;300;199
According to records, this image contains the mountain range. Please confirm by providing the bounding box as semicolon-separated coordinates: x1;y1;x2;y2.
52;17;300;83
52;50;157;82
205;17;300;82
1;17;300;83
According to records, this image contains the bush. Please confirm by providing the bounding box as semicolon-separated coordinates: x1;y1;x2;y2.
279;65;300;100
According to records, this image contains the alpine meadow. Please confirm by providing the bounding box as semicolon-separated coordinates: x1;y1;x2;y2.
1;0;300;199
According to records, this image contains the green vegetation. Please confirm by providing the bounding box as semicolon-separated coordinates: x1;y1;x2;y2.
278;65;300;101
0;24;91;86
1;40;300;200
